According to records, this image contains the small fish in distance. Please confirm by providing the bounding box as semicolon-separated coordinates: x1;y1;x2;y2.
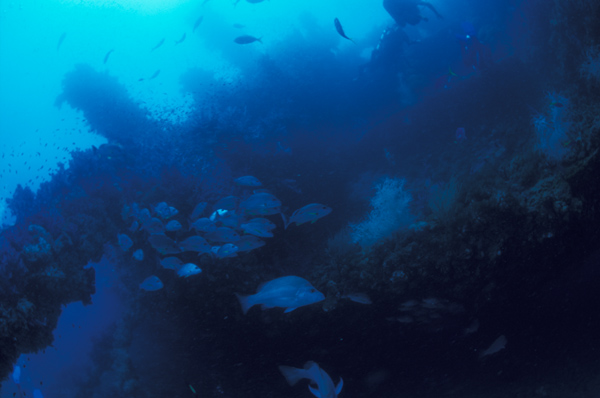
234;35;262;44
334;18;354;43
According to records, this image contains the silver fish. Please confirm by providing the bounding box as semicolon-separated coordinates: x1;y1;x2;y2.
214;243;238;258
177;263;202;278
284;203;332;229
236;276;324;314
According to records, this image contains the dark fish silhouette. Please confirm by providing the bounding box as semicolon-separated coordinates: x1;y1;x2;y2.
175;32;186;45
151;38;165;51
334;18;354;43
103;49;114;64
139;69;161;81
193;16;204;32
57;32;67;51
234;35;262;44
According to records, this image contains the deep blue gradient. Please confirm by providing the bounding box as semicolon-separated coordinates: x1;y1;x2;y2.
2;0;600;397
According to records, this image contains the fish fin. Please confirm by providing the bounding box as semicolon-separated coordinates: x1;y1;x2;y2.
284;307;297;313
235;293;252;315
308;384;322;398
335;377;343;395
278;365;306;386
281;212;290;229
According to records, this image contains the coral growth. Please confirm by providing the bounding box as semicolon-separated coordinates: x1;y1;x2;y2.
533;92;571;162
350;178;414;249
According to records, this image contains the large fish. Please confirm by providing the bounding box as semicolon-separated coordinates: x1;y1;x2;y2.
234;35;262;44
283;203;332;229
142;217;165;234
165;220;182;231
240;218;275;238
179;235;211;253
148;234;181;255
239;192;281;215
334;18;354;44
236;276;324;314
279;361;343;398
177;263;202;278
190;217;217;233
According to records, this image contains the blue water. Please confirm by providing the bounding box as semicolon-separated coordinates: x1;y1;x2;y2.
2;0;600;397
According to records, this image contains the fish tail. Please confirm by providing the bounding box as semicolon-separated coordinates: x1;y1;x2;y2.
281;212;290;229
235;293;253;314
278;366;307;386
258;37;263;44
